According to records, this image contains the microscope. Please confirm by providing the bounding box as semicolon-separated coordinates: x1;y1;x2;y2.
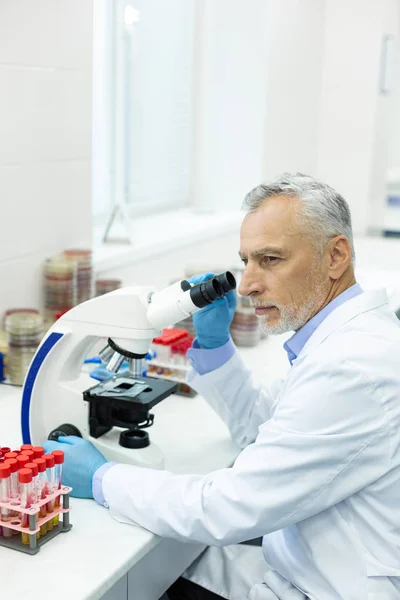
21;272;236;469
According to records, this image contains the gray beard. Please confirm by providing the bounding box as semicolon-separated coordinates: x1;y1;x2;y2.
256;295;317;335
254;274;327;335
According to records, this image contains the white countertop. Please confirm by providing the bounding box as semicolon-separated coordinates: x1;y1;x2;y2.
0;336;290;600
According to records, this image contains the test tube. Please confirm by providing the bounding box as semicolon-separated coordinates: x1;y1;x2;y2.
32;446;45;460
0;463;12;538
4;459;18;500
43;454;55;531
0;447;10;455
33;458;47;536
20;444;32;452
19;468;33;545
52;450;64;526
4;452;18;461
21;449;35;461
25;462;40;540
24;463;39;502
4;458;19;531
16;454;29;470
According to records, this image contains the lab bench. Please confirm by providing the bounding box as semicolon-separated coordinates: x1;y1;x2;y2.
0;336;290;600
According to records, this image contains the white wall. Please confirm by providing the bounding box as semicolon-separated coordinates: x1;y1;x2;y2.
0;0;93;316
317;0;400;235
262;0;325;179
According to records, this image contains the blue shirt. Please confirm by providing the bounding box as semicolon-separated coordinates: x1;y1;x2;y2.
93;283;363;506
283;283;363;365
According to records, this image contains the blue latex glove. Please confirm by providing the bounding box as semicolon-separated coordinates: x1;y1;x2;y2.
43;436;107;499
188;273;237;349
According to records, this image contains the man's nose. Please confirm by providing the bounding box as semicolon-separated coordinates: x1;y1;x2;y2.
238;265;263;297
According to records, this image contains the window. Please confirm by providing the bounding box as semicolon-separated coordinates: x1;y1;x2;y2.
92;0;196;220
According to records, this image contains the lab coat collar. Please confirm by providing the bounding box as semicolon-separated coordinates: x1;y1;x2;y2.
291;288;388;366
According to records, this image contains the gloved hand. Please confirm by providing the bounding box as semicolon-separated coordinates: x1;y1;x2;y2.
188;273;237;349
43;436;107;499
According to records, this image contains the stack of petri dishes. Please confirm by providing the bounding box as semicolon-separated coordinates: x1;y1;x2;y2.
95;279;122;296
43;256;77;323
229;266;262;347
4;310;44;385
63;249;94;305
230;293;261;347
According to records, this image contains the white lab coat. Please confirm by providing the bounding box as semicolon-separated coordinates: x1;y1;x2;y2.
102;289;400;600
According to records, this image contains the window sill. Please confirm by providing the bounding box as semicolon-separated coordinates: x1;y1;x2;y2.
93;209;243;271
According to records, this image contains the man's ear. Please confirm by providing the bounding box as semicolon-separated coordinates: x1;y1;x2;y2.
326;235;352;280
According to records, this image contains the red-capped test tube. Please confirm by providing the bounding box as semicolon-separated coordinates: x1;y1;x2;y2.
20;444;32;451
25;462;40;540
4;458;19;530
43;454;55;531
52;451;64;496
21;450;35;461
4;459;18;499
19;468;33;545
0;447;11;455
24;463;39;502
0;451;3;464
0;463;12;538
4;452;18;461
33;458;47;536
52;450;64;526
16;454;29;471
32;446;45;460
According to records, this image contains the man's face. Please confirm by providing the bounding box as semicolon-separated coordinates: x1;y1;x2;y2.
238;195;330;335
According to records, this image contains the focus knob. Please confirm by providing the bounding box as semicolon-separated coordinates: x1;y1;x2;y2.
48;423;82;441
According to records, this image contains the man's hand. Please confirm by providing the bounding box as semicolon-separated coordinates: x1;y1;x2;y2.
188;273;237;349
43;436;107;498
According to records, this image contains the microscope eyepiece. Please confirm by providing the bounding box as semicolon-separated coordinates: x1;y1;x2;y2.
214;271;236;294
189;271;236;309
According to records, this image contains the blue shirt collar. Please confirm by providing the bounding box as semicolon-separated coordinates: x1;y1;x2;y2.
283;283;363;365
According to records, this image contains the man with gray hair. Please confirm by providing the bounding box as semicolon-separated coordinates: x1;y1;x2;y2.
45;174;400;600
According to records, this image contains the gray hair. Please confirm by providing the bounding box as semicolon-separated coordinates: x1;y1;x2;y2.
243;172;355;261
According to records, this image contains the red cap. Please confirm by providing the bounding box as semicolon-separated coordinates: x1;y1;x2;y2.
21;450;34;459
43;454;55;469
4;458;18;473
20;444;32;451
52;450;64;465
32;446;45;459
0;464;11;479
0;447;11;454
18;468;33;484
0;451;2;459
33;458;46;473
16;455;29;468
4;452;18;460
24;462;38;477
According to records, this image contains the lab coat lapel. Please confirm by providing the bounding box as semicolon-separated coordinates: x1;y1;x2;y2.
291;288;388;366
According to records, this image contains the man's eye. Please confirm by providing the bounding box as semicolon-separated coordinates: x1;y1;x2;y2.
261;256;279;265
241;258;248;266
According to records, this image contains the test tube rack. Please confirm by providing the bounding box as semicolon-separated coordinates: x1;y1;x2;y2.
0;486;72;555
